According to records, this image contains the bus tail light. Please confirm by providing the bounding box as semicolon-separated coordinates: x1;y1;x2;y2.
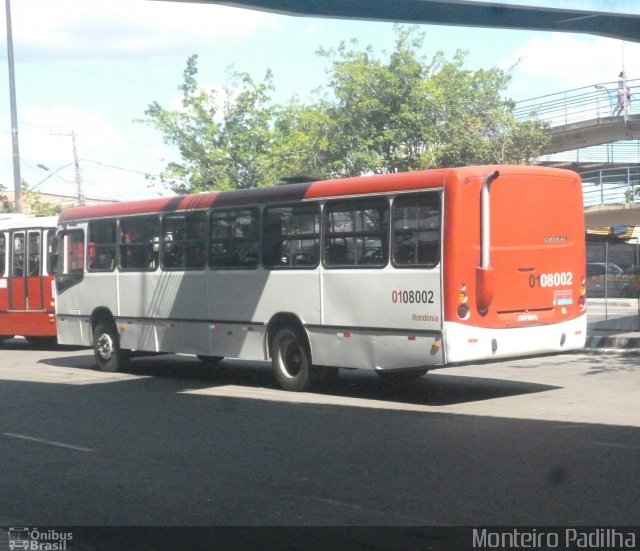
457;304;470;320
458;283;468;303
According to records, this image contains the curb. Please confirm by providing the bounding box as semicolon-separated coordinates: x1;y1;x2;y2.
584;334;640;354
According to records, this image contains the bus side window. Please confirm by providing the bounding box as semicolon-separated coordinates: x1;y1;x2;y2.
55;229;84;294
392;192;441;268
119;216;160;271
46;229;57;275
57;230;85;274
323;198;389;268
28;232;41;276
88;220;116;271
161;211;206;270
263;204;320;269
209;208;259;269
12;233;24;276
0;234;5;276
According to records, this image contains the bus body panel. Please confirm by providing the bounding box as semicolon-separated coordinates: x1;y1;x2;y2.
320;268;442;331
54;165;586;375
442;168;585;337
443;314;586;363
0;215;58;341
308;328;443;370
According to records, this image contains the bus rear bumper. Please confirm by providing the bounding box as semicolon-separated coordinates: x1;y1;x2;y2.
442;315;587;364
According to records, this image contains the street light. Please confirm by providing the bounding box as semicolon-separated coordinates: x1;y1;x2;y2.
594;84;613;116
30;162;75;192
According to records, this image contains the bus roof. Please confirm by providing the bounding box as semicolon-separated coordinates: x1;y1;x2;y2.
0;214;59;230
58;165;578;223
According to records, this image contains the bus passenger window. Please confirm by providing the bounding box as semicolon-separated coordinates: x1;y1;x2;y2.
262;205;320;269
323;198;389;268
28;232;41;276
392;193;441;268
63;230;85;273
0;234;5;276
119;216;160;271
161;212;206;270
88;220;116;271
46;230;57;275
209;208;259;269
12;233;25;276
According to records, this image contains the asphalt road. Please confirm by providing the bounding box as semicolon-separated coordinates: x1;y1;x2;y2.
0;340;638;549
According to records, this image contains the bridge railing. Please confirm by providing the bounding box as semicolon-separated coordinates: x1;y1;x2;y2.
582;166;640;206
515;78;639;127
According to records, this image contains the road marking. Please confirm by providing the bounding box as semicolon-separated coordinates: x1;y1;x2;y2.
594;441;640;451
2;432;93;452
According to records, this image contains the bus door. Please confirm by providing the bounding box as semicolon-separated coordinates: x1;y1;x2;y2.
0;232;7;312
9;230;44;310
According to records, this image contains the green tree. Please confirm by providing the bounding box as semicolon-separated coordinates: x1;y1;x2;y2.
314;25;549;176
143;27;549;193
22;183;63;215
142;55;278;193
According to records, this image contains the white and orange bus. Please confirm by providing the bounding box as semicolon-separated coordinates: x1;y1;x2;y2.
0;214;58;345
54;165;586;390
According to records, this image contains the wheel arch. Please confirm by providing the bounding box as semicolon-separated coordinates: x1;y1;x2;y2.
91;306;117;334
265;312;311;360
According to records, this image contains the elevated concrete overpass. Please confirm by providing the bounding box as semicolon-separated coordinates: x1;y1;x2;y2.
547;114;640;154
181;1;640;42
514;78;640;155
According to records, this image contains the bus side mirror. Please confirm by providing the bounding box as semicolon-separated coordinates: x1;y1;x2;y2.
476;266;494;315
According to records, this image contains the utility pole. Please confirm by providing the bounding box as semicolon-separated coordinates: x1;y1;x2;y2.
51;130;85;205
5;0;22;213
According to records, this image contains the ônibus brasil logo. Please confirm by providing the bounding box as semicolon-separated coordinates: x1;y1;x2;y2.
7;528;72;551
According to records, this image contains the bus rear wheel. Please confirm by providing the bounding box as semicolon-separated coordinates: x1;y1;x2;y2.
271;327;314;392
93;322;129;372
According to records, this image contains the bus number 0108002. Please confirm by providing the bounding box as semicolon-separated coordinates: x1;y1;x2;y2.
391;290;435;304
528;272;573;288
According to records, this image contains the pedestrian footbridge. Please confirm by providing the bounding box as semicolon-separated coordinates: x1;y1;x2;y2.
515;78;640;155
516;80;640;228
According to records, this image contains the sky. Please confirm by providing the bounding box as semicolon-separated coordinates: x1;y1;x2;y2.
1;0;639;203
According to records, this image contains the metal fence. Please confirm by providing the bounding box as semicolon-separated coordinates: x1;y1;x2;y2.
586;240;640;331
514;78;639;127
582;166;640;206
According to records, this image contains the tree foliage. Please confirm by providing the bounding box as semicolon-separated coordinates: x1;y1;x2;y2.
143;27;549;194
143;55;277;193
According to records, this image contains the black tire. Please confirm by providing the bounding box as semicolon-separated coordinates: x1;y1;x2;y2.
197;355;224;367
271;327;313;392
93;322;129;372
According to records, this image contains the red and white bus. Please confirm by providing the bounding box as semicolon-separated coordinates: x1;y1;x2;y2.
0;214;58;345
54;165;586;390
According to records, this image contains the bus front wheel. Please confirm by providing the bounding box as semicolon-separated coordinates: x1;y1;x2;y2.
271;327;313;392
93;322;129;372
